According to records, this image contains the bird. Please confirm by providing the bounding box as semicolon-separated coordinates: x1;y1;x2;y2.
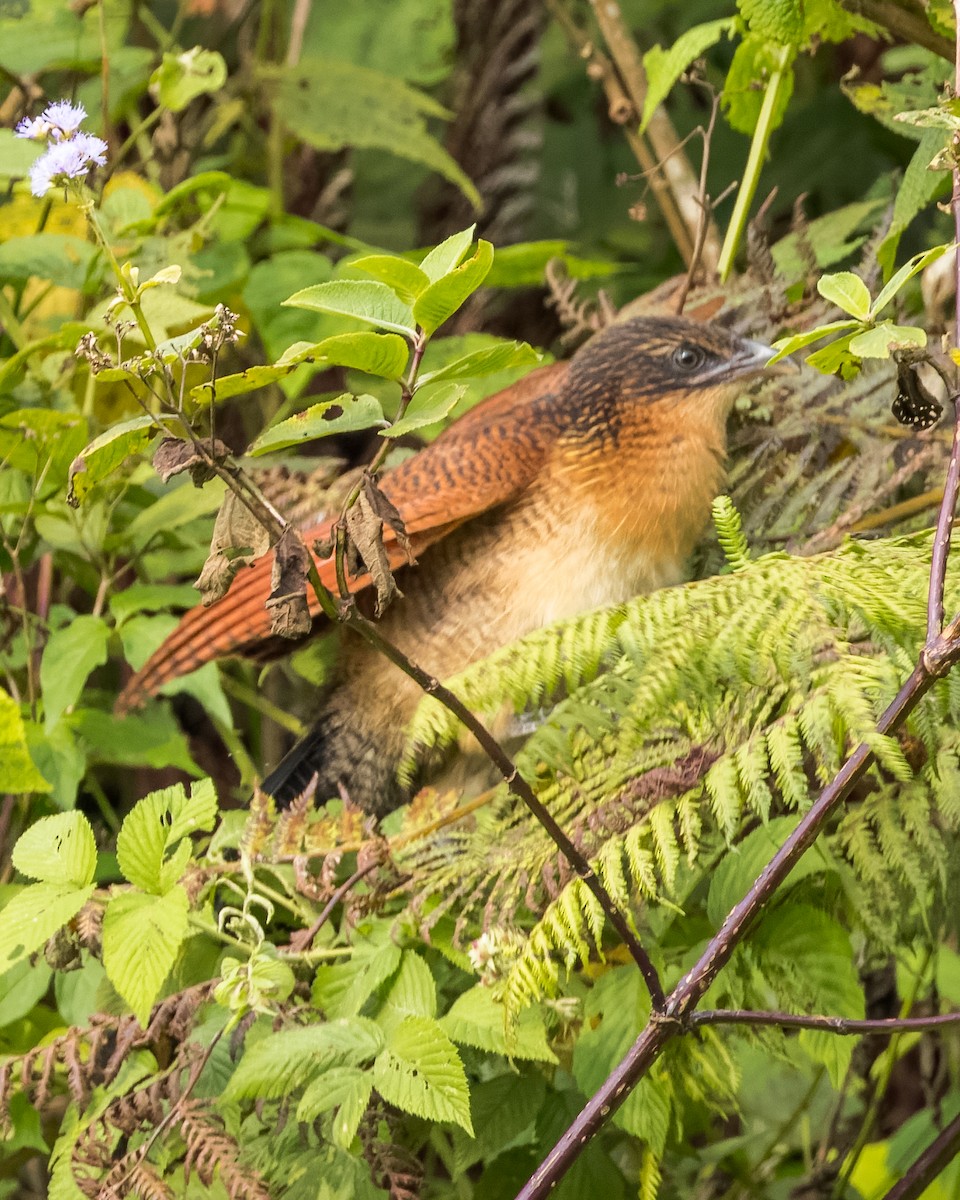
119;315;784;813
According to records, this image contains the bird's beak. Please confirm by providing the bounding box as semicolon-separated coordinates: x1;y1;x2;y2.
735;337;801;378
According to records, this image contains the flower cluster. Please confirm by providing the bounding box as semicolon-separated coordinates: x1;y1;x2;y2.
14;101;108;198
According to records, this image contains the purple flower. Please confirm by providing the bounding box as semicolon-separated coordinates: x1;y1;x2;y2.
15;114;50;140
42;100;87;139
28;136;108;197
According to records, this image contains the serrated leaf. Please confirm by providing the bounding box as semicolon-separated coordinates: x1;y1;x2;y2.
848;321;926;359
283;280;416;336
102;886;190;1026
225;1018;384;1100
249;393;385;455
753;904;865;1019
439;985;557;1063
116;780;217;894
373;1016;473;1133
313;940;403;1018
641;19;734;133
413;240;494;335
270;59;480;206
13;811;97;887
417;340;540;386
817;271;872;319
616;1074;672;1155
419;226;476;282
297;1065;374;1146
350;255;430;304
738;0;803;43
877;132;951;275
383;383;466;437
376;951;436;1034
0;883;94;973
0;687;51;794
67;415;159;506
40;615;110;732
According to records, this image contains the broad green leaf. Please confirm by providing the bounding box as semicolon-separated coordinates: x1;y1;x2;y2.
0;883;94;973
283;280;416;336
439;985;557;1063
413;240;494;335
870;243;954;316
150;47;227;112
350;255;430;304
67;415;160;506
753;904;865;1019
12;811;97;888
116;780;217;894
70;708;200;774
376;951;436;1035
0;235;100;292
847;321;926;358
738;0;803;43
470;1073;546;1162
485;239;619;287
191;331;409;404
877;132;951;275
249;394;385;455
0;958;53;1028
313;940;403;1018
383;383;466;437
372;1016;473;1134
767;320;859;363
641;19;734;132
805;332;858;374
417;340;540;386
269;59;480;206
225;1018;385;1100
616;1075;672;1156
40;616;110;732
0;688;51;794
0;129;42;180
297;1065;374;1146
816;271;872;319
102;886;190;1026
419;226;476;282
722;36;795;135
123;479;227;546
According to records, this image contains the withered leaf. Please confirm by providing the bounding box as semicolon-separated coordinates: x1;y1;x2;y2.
195;491;272;605
345;490;400;616
265;528;313;640
362;475;415;564
154;436;232;485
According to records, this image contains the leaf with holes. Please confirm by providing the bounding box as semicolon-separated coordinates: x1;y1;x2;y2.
372;1016;473;1133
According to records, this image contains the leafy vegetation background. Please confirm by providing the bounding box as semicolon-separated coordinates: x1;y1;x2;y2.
3;1;960;1198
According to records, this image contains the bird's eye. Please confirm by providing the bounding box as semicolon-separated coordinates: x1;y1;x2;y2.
672;344;705;372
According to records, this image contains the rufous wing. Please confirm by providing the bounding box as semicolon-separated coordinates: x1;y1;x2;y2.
116;361;568;710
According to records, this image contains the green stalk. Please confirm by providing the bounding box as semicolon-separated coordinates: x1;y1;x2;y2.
717;43;794;282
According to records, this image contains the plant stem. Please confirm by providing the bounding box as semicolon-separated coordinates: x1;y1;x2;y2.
717;43;793;282
881;1109;960;1199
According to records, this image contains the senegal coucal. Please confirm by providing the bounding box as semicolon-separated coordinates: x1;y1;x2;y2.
120;315;782;812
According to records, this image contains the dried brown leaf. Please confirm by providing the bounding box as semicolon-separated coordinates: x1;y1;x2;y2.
265;528;313;639
345;491;400;617
153;436;231;485
195;491;272;605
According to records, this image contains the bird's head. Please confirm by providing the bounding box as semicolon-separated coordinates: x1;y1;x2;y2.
561;315;787;446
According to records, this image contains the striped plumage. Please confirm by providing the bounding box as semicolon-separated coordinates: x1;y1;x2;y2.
119;316;779;812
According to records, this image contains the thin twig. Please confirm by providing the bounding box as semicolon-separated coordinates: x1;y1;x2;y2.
285;861;378;953
675;92;722;315
692;1009;960;1036
881;1109;960;1200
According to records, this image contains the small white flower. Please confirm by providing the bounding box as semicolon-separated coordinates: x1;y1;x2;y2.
28;134;108;197
41;100;87;139
15;114;51;140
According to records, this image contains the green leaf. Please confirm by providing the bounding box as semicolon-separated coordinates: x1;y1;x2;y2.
191;331;409;404
67;415;159;506
269;59;480;207
0;235;100;291
225;1018;385;1100
847;321;926;359
40;615;110;732
418;226;476;282
0;688;51;794
350;255;430;304
767;320;859;363
376;951;437;1034
383;383;466;437
0;883;94;973
439;984;557;1063
738;0;803;43
0;958;53;1029
641;19;734;132
870;243;954;317
817;271;872;319
249;393;385;455
283;280;416;336
373;1016;473;1134
616;1074;672;1156
804;332;858;374
13;811;97;888
417;340;540;386
150;47;227;112
297;1065;374;1147
877;131;952;275
116;780;218;894
413;240;494;335
0;128;42;181
102;886;190;1026
313;940;403;1018
722;36;795;135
